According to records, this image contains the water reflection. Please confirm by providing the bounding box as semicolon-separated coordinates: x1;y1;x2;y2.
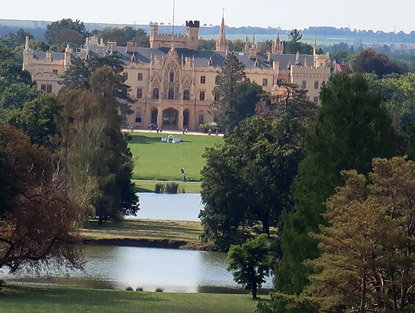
0;245;273;293
129;193;203;221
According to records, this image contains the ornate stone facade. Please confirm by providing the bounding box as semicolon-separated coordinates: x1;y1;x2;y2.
22;17;330;131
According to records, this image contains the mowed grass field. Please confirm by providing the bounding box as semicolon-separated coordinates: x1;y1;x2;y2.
128;132;223;181
0;285;265;313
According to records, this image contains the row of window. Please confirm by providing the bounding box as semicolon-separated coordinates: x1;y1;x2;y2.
136;88;205;101
125;72;208;84
132;109;205;127
126;72;274;91
301;80;320;89
41;84;53;93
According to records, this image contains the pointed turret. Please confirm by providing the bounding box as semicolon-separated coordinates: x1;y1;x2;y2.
244;35;251;52
272;33;283;54
216;10;228;52
22;36;33;71
25;36;30;51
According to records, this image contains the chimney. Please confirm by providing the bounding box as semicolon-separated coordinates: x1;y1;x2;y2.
107;42;118;53
249;47;257;59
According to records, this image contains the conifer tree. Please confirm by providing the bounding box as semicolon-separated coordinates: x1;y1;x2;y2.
308;157;415;312
274;74;398;296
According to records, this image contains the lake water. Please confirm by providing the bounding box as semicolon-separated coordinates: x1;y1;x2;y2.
129;193;204;221
1;193;274;293
0;245;273;293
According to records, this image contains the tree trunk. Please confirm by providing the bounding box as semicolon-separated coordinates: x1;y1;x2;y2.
360;273;366;313
262;218;270;238
252;284;257;299
97;203;104;226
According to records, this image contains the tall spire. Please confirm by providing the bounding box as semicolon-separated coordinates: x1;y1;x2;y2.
313;35;317;56
216;9;228;52
25;36;30;51
272;33;283;54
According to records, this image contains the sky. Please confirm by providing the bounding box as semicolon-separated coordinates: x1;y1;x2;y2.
3;0;415;33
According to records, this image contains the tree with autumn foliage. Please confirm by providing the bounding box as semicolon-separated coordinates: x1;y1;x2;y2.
307;156;415;312
0;125;83;272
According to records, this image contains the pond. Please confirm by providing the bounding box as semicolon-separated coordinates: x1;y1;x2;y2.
0;245;274;293
1;193;274;293
129;193;203;221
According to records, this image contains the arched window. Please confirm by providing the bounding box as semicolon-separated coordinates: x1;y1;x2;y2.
168;87;174;100
151;109;158;124
152;88;159;99
163;109;178;127
135;112;142;123
183;110;189;127
183;90;190;101
170;72;174;82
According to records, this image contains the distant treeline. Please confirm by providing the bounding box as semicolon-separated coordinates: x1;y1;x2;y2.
1;19;415;44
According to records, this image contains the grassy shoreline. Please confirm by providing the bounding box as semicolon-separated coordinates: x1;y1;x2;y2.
80;219;207;250
0;285;267;313
134;179;202;193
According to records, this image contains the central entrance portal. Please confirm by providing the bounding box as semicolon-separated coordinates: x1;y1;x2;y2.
162;108;178;129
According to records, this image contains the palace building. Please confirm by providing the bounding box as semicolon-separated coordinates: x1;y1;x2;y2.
23;15;330;131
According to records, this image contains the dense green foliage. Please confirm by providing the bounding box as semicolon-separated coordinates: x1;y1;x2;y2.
7;93;61;149
370;72;415;159
45;18;89;46
58;68;138;224
96;26;149;47
228;234;271;298
200;113;308;250
211;52;263;135
0;44;38;119
274;74;398;299
62;54;132;124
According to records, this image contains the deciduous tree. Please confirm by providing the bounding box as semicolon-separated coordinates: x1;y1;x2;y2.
45;18;88;45
200;111;309;250
227;234;271;299
58;67;138;224
0;125;83;272
7;93;61;150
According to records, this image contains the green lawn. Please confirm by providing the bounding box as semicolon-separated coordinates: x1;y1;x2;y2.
128;132;223;181
0;285;265;313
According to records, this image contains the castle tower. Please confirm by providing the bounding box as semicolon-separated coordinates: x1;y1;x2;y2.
22;36;33;71
216;11;228;52
149;24;159;48
185;20;200;50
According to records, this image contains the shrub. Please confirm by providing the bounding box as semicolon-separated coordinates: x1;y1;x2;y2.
155;183;165;193
125;286;134;291
136;287;143;291
165;182;179;194
155;287;164;292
